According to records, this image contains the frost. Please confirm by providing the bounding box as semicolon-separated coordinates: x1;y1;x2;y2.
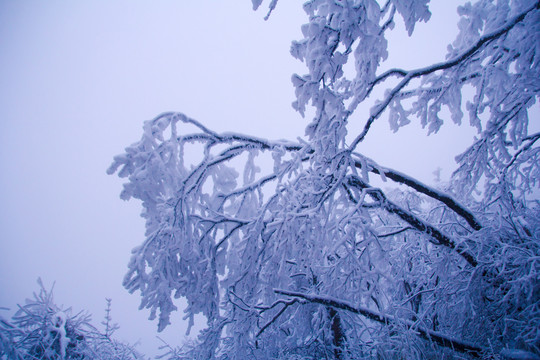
1;280;144;359
392;0;431;36
501;349;540;360
109;1;540;359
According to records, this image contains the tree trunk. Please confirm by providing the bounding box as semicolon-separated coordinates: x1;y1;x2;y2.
328;307;345;359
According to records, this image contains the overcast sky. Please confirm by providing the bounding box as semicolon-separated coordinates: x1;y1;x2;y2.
0;1;477;357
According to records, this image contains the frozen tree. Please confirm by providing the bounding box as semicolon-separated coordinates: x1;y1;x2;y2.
0;279;144;360
109;0;539;359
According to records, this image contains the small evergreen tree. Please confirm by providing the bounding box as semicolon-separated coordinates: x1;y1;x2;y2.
0;279;144;360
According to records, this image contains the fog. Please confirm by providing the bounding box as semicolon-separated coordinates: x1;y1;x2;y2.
0;1;472;356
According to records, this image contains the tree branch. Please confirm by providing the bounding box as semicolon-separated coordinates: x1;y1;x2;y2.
376;226;414;238
256;298;299;338
349;1;539;148
347;175;478;267
354;159;483;230
274;289;484;357
374;0;538;85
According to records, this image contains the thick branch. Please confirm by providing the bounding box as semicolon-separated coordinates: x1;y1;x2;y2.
274;289;484;357
348;176;478;267
355;159;482;230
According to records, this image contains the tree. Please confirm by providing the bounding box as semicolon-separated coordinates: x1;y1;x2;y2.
108;0;539;359
0;279;144;360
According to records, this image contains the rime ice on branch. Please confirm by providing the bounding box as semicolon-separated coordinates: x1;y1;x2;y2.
109;1;540;359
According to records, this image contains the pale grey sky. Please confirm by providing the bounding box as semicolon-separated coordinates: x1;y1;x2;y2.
0;1;473;356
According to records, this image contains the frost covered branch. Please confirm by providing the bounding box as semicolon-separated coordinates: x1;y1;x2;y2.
256;298;300;338
274;289;484;357
353;157;483;230
110;1;539;358
347;175;478;267
349;0;539;148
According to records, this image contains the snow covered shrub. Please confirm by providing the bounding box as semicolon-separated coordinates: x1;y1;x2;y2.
0;279;144;360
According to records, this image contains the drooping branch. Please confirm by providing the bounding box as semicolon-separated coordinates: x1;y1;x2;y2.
128;112;482;268
274;289;484;358
347;175;478;267
144;112;484;233
354;159;483;230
